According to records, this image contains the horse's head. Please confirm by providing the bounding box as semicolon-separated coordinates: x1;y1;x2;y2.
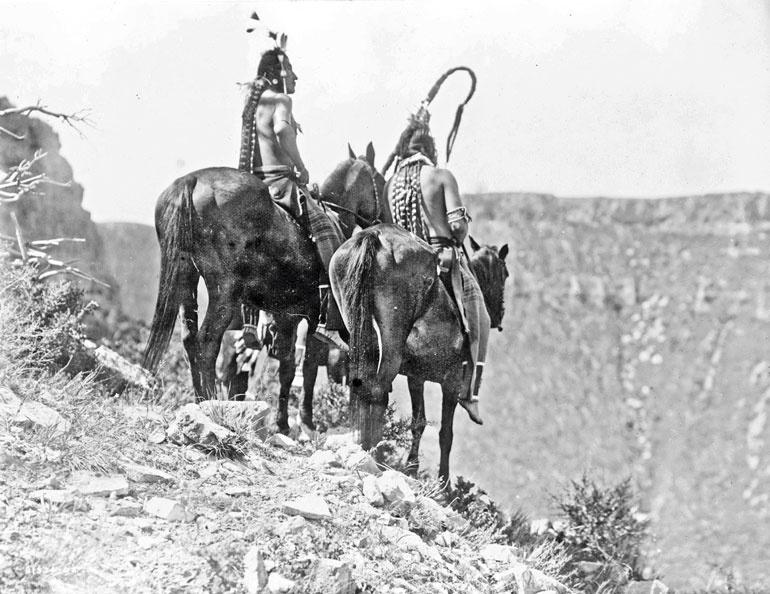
468;236;510;331
320;142;388;237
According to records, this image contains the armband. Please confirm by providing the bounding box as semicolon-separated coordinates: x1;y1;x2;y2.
447;206;472;224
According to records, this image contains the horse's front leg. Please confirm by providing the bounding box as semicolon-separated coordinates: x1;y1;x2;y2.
438;384;458;489
198;286;234;401
406;375;427;476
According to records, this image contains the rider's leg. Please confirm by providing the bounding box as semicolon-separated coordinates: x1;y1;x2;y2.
301;194;349;351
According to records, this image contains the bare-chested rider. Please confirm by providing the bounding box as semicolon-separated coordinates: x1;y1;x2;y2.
239;46;348;352
384;110;485;425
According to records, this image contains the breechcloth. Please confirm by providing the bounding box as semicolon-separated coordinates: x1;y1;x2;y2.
253;165;345;331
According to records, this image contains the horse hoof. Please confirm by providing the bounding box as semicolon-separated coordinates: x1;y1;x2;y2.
299;411;316;432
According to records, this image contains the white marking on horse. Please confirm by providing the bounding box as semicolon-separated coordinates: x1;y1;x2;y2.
372;315;383;375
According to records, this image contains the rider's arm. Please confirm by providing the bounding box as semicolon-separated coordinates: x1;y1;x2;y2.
274;95;309;183
439;169;469;245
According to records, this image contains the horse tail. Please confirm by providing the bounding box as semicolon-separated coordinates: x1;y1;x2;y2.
340;231;381;386
142;177;197;372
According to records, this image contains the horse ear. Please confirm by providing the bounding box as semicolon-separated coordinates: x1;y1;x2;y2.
348;143;356;160
469;236;481;252
365;142;375;167
498;244;509;260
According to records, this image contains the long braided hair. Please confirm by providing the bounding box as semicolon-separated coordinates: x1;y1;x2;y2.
387;118;437;239
238;48;286;174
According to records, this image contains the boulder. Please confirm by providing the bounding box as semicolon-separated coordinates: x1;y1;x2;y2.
282;494;332;521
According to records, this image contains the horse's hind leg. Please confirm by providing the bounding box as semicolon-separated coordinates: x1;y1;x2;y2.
197;284;234;401
300;341;322;431
438;385;458;489
406;376;427;476
273;316;298;435
179;265;202;398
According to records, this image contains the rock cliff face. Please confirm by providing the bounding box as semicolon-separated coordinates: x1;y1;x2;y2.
0;97;119;325
98;222;159;323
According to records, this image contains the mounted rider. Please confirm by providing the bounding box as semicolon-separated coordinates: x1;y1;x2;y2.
383;68;487;425
238;21;348;353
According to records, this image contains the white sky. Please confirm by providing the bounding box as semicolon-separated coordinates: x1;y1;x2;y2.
3;0;770;224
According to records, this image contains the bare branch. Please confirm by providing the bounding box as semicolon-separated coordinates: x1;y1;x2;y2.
0;125;25;140
0;102;93;137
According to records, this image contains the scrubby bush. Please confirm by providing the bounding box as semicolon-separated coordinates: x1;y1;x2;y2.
555;475;649;573
0;258;92;376
311;381;350;432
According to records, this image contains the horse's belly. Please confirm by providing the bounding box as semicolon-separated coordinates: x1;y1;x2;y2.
402;321;463;382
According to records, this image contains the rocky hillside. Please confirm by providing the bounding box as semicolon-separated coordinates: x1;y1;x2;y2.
90;190;770;589
448;191;770;590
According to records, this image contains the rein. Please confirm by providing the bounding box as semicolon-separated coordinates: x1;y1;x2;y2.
321;201;381;228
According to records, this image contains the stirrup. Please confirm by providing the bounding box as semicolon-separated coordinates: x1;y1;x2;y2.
458;398;483;425
314;326;350;352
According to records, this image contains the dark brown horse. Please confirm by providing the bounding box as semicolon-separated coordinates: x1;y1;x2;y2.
330;224;508;483
272;144;387;433
142;147;385;402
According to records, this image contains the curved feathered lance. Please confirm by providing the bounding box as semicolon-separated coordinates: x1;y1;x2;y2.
382;66;477;175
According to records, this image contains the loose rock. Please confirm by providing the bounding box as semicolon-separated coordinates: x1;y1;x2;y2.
268;433;298;450
376;470;416;511
29;489;75;506
267;572;295;593
166;403;237;451
0;387;70;435
480;543;517;565
282;494;332;520
69;472;130;497
243;546;268;594
626;580;670;594
308;449;340;468
144;496;193;522
310;558;356;594
362;474;384;506
124;463;174;484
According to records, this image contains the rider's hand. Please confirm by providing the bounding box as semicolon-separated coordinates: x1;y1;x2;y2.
297;168;309;185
